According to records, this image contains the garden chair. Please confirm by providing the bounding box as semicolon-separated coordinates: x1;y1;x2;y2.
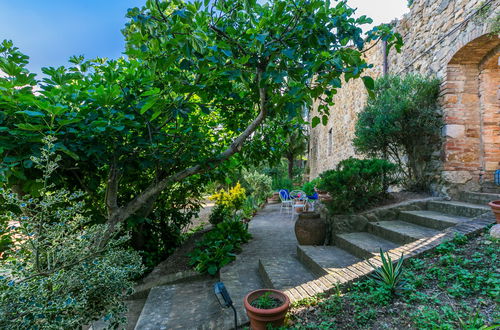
290;190;307;219
306;192;319;211
279;189;293;214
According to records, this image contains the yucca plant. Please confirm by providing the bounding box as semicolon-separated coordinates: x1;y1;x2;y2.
367;248;406;294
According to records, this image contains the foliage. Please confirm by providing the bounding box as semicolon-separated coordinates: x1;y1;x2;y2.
188;220;251;275
0;0;401;268
241;169;273;206
209;182;246;213
250;292;283;309
208;204;232;225
0;137;143;329
353;74;442;191
474;1;500;35
367;249;406;294
302;177;321;196
289;231;499;329
316;158;398;214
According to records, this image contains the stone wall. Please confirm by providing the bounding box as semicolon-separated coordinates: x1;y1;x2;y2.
309;0;500;195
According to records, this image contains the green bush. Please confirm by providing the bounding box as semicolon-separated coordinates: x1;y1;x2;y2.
241;169;273;206
188;220;251;275
302;177;321;196
316;158;398;214
0;137;144;329
208;204;232;225
353;74;441;191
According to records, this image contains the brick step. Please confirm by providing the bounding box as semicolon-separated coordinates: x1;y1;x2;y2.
259;257;325;302
427;200;490;218
258;257;316;291
459;191;500;205
367;220;441;244
335;232;400;259
297;245;361;276
400;210;471;230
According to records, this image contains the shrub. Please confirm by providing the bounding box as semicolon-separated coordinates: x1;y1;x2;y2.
316;158;398;214
302;177;321;196
209;182;246;213
208;204;232;225
353;74;441;191
241;169;273;206
188;220;251;275
0;137;143;329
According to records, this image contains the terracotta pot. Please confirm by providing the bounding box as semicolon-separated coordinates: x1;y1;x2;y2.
294;212;327;245
268;192;280;204
244;289;290;330
488;200;500;224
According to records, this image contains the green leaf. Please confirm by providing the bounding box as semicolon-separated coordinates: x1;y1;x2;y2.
16;110;45;117
362;76;375;90
140;98;157;115
311;116;320;128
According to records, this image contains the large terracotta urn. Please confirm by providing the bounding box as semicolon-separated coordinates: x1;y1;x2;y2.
488;200;500;224
294;212;327;245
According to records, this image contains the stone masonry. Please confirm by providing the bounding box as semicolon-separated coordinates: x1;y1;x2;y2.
309;0;500;195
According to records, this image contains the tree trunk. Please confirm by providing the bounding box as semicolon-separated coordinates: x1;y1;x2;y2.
99;67;269;246
287;154;294;180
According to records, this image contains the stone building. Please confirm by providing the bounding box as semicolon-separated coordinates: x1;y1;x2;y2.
308;0;500;195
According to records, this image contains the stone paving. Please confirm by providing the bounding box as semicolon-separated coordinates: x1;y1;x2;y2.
134;203;302;329
133;197;496;329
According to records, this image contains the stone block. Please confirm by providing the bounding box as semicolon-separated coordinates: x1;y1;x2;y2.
442;170;473;184
442;124;465;138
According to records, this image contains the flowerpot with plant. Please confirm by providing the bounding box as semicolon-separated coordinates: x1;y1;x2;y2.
488;200;500;224
243;289;290;329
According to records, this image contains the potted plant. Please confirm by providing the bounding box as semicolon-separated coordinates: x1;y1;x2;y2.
243;289;290;329
488;200;500;224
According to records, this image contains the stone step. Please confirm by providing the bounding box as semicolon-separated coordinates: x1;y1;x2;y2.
427;200;490;218
259;257;332;302
400;210;472;230
258;257;316;292
481;182;500;194
134;278;226;330
297;245;361;276
459;191;500;205
367;220;441;244
335;232;400;259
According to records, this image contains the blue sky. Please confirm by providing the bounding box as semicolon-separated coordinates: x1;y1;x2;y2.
0;0;143;76
0;0;407;77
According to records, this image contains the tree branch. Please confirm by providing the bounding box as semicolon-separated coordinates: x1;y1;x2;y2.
105;68;268;237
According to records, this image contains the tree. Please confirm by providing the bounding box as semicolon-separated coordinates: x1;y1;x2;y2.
0;0;402;245
353;74;441;190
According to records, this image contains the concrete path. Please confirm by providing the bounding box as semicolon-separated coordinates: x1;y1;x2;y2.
134;203;303;329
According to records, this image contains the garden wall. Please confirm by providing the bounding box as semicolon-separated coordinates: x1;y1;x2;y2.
309;0;499;195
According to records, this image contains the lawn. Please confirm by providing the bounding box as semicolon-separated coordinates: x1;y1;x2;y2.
289;230;499;329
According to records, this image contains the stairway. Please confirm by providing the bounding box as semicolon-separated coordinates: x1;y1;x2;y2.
130;192;496;329
258;191;495;303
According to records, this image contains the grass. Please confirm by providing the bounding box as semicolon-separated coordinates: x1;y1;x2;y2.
288;231;500;329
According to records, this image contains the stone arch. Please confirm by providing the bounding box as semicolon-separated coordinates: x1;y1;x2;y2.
441;34;500;191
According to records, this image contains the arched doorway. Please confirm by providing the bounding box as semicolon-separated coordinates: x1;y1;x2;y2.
442;34;500;192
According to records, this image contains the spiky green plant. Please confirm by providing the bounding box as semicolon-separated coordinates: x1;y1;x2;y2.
367;249;405;293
